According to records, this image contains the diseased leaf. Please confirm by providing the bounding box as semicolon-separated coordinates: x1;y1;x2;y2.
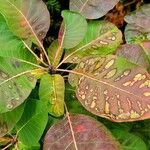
43;114;121;150
64;21;122;64
70;0;119;19
65;83;93;115
39;74;65;117
124;4;150;43
69;55;150;122
0;103;24;137
111;129;147;150
59;10;87;49
16;99;48;146
0;57;37;113
117;43;150;69
0;0;50;44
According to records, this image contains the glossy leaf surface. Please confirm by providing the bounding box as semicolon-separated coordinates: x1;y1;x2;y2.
0;57;37;113
0;0;50;44
64;21;122;63
16;99;48;146
39;74;65;117
70;0;119;19
43;114;121;150
69;56;150;122
59;10;87;49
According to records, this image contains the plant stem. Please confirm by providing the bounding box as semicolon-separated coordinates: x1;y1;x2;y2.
22;40;48;67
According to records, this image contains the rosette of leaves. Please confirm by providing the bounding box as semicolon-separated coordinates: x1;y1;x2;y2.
0;0;150;149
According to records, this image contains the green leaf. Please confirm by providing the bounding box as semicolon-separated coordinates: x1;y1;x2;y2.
43;114;121;150
48;40;63;67
0;0;50;45
59;10;87;49
16;99;48;146
39;74;65;117
111;129;147;150
69;55;150;122
0;14;36;62
70;0;119;19
124;4;150;43
64;21;122;63
0;57;37;113
0;103;24;137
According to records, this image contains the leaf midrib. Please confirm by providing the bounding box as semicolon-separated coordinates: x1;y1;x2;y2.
63;69;150;102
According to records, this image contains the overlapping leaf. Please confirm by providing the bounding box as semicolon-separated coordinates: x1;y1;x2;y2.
43;114;121;150
0;103;24;137
48;40;62;67
0;0;50;44
64;21;122;63
0;57;37;113
58;10;87;49
69;55;150;122
51;10;87;67
16;99;48;146
124;4;150;43
0;14;36;62
112;129;147;150
70;0;119;19
39;74;65;117
117;43;150;70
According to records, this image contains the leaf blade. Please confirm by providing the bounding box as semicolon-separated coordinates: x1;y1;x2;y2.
0;0;50;43
70;0;119;19
69;55;150;122
43;114;121;150
39;74;65;117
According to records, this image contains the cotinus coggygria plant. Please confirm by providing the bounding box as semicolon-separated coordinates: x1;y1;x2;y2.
0;0;150;150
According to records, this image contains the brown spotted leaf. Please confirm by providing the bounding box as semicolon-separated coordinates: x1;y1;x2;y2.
43;114;121;150
70;0;119;19
64;21;122;64
69;56;150;122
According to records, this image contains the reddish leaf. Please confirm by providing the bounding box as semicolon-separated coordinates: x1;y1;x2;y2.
117;44;150;69
43;114;121;150
70;0;119;19
69;56;150;122
124;4;150;43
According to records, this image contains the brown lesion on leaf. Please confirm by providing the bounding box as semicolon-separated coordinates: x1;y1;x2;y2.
139;80;150;88
104;68;117;79
143;92;150;97
123;73;147;87
104;59;115;70
130;110;140;119
0;121;8;136
104;101;110;114
0;70;9;79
